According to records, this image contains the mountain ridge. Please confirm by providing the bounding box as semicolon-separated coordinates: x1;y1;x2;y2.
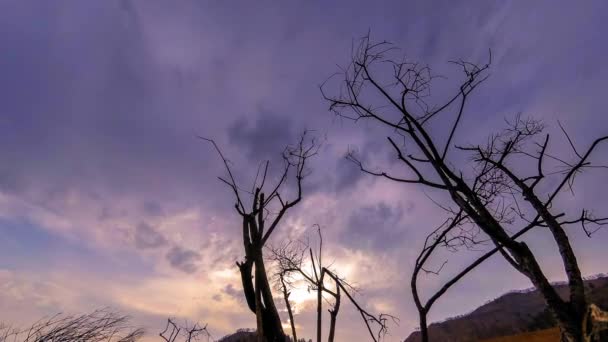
404;274;608;342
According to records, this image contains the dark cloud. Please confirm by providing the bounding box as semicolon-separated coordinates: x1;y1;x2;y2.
1;1;607;338
222;284;244;303
134;222;168;249
333;157;365;193
0;0;224;212
166;246;202;274
142;201;165;217
342;202;407;251
0;170;25;195
98;207;112;222
332;138;394;193
227;112;295;162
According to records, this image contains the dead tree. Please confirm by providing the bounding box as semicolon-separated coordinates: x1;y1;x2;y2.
0;309;144;342
204;132;318;342
278;272;298;342
321;34;608;342
160;318;211;342
270;226;395;342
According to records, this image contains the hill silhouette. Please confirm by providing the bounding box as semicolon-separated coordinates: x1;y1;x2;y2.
405;274;608;342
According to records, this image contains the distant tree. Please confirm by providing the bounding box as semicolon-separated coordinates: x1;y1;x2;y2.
204;132;318;342
0;309;143;342
269;225;394;342
160;318;211;342
322;34;608;342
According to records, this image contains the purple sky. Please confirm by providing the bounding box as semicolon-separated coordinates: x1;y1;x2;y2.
1;1;607;340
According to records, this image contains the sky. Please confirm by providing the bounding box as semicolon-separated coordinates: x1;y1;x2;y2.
1;0;607;341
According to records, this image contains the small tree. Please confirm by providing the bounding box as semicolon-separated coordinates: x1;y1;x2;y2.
160;318;212;342
270;226;395;342
204;132;318;342
322;35;608;341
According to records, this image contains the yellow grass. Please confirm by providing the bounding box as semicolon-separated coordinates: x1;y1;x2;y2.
481;327;560;342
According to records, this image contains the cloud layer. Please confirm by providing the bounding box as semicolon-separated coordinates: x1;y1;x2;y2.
1;0;607;340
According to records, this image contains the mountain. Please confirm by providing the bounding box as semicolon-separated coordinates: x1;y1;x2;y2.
217;329;310;342
404;275;608;342
217;329;257;342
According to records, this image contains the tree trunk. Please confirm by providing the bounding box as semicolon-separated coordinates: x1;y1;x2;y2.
255;258;266;342
239;248;287;342
316;271;324;342
418;312;428;342
255;253;286;341
559;316;584;342
559;304;608;342
327;311;337;342
280;275;297;342
238;258;257;313
327;280;340;342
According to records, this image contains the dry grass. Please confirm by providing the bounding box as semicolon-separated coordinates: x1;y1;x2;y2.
482;327;560;342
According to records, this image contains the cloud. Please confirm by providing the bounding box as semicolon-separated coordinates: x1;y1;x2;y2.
134;222;168;249
166;246;202;274
327;133;401;193
221;284;245;304
0;170;26;195
333;156;365;192
1;1;608;340
342;202;407;251
142;201;165;217
227;111;295;162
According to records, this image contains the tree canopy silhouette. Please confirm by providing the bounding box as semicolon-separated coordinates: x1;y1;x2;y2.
322;34;608;342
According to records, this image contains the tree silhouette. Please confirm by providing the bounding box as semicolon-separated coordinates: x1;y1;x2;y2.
322;34;608;342
269;225;395;342
204;132;318;342
160;318;211;342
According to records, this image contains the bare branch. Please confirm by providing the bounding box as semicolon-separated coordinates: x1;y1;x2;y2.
323;33;608;341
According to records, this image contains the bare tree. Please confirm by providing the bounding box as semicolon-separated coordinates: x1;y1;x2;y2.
160;318;212;342
278;271;298;342
204;132;318;342
321;34;608;342
270;226;396;342
0;309;144;342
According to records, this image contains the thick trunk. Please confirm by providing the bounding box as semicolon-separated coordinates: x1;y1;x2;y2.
449;187;575;326
261;309;285;342
526;191;586;315
240;216;257;314
418;312;428;342
498;168;587;316
453;196;585;342
239;249;286;342
255;253;286;342
238;259;257;313
254;256;266;342
558;316;584;342
239;210;286;342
